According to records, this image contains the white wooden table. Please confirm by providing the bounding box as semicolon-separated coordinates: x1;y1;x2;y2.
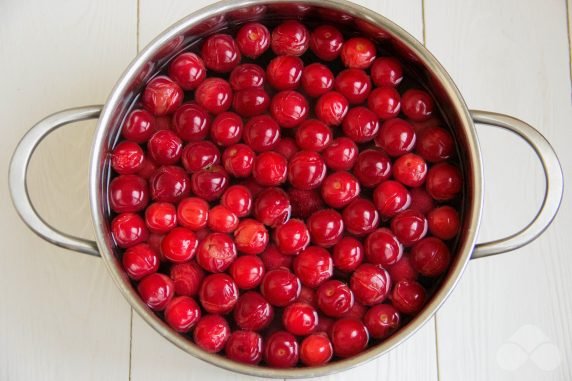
1;0;571;380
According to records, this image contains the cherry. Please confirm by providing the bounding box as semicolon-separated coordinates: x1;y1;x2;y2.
210;112;243;147
144;202;176;234
149;166;190;203
172;102;211;142
253;187;291;227
341;37;376;69
307;209;344;247
266;55;303;91
299;286;318;307
363;304;400;339
331;318;369;357
375;118;416;157
373;180;411;218
234;218;269;255
170;261;205;296
271;20;309;56
295;119;333;152
147;130;182;165
350;264;391;305
428;206;460;240
111;141;144;175
181;141;220;173
112;213;149;248
364;228;403;266
233;87;270;117
316;280;354;317
225;331;264;365
321;171;360;208
342;301;367;321
293;246;333;288
164;296;201;332
236;22;270;59
410;237;450;277
342;198;379;236
193;315;230;353
368;87;401;120
229;255;265;290
199;273;239;314
221;185;252;217
335;69;372;105
222;144;255;178
229;63;265;91
168;52;206;91
315;91;349;126
391;209;428;246
161;227;198;263
196;232;237;272
322;137;358;171
393;153;428;187
243;114;280;152
234;291;274;330
353;149;392;188
416;126;454;163
109;174;149;213
288;151;327;190
309;25;343;61
122;243;159;280
274;219;310;255
315;314;335;336
370;57;403;87
409;187;435;215
301;63;334;97
201;34;241;73
252;152;287;186
190;165;229;201
207;205;239;233
270;90;309;128
261;268;301;307
300;334;333;366
402;89;433;122
387;254;418;282
283;302;319;336
332;237;364;273
342;106;379;143
288;188;325;219
195;78;233;114
391;280;426;315
425;162;462;200
137;273;174;311
264;331;299;368
177;197;209;230
275;137;299;160
260;244;294;271
142;76;184;116
122;109;156;143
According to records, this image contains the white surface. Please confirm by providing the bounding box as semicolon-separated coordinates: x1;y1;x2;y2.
0;0;570;380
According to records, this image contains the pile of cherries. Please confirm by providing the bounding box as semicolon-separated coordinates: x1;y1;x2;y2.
109;18;462;368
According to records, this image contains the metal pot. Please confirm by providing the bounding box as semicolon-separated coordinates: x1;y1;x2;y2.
8;0;564;378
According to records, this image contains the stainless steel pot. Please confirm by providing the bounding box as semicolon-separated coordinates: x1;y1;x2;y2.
8;0;564;378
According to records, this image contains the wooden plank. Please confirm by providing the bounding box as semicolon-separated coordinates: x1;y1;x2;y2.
424;0;572;380
0;1;136;380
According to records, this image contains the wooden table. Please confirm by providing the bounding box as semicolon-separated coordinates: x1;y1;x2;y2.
1;0;571;380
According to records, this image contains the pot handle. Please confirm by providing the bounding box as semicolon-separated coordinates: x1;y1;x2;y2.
470;110;563;259
9;106;103;257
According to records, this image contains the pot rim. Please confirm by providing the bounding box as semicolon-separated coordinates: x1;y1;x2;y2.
89;0;484;378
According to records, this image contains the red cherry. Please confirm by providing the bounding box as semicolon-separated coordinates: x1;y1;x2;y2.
112;213;149;248
170;261;205;296
164;296;201;332
137;273;174;311
428;206;460;240
145;202;177;234
232;87;270;117
342;198;379;236
201;34;241;73
219;185;251;218
243;114;281;152
288;151;327;190
316;280;354;317
375;118;416;157
122;109;156;143
229;255;265;290
266;55;303;91
332;237;364;272
109;174;149;213
181;141;220;173
402;89;434;122
199;273;239;314
190;165;229;201
222;144;255;178
341;37;376;69
309;25;344;61
391;209;428;246
142;76;183;116
161;227;198;263
353;149;392;188
342;106;379;143
300;333;333;366
350;264;391;305
283;302;319;336
177;197;209;230
111;141;144;175
391;279;426;314
409;187;436;215
260;244;294;271
425;162;462;200
149;166;190;203
271;20;309;56
342;301;367;321
368;87;401;120
373;180;411;218
264;331;299;368
365;228;403;266
122;243;159;280
416;126;454;163
288;188;325;220
275;137;299;160
261;268;301;307
335;69;372;105
252;152;287;186
147;130;182;165
331;318;369;358
193;315;230;353
229;63;265;91
207;205;239;233
234;291;274;330
270;90;309;128
315;91;349;126
321;171;360;208
234;218;269;255
410;237;450;277
253;187;291;227
298;286;318;307
236;22;270;59
307;209;344;247
225;331;264;365
370;57;403;87
363;304;400;339
196;232;237;273
322;137;358;171
295;119;333;152
210;112;243;147
393;153;428;187
168;52;206;90
274;219;310;255
387;254;418;282
293;246;333;287
301;63;334;97
195;78;233;114
172;103;211;142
